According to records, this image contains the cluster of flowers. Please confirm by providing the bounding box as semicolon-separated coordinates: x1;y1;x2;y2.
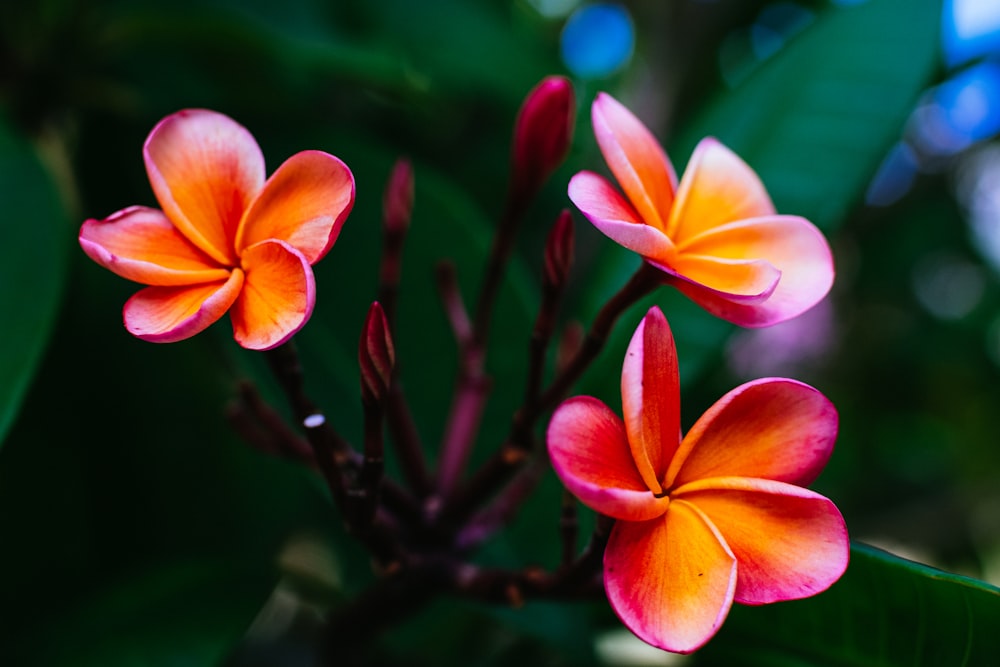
79;77;848;654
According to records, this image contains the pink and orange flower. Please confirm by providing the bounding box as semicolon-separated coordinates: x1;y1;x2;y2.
569;93;833;327
547;306;848;653
79;109;354;350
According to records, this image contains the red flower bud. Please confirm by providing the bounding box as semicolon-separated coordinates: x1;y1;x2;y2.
383;158;414;233
359;302;395;404
510;76;575;205
543;210;575;289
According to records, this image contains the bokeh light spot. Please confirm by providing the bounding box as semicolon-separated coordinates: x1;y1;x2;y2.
911;61;1000;157
912;252;985;321
944;0;1000;67
560;3;634;79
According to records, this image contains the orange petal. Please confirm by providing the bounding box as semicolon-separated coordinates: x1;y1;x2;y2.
674;477;849;604
659;253;780;301
670;215;834;327
237;150;355;263
605;500;736;654
667;378;838;489
231;240;315;351
592;93;676;233
666;138;776;243
547;396;668;521
621;307;679;494
80;206;230;286
123;270;243;343
144;109;265;266
568;171;675;263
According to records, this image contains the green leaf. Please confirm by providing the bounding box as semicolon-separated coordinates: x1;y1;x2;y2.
696;543;1000;666
675;0;942;231
0;119;69;449
27;559;276;667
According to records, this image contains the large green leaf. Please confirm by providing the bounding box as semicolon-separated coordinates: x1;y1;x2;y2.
26;559;276;667
0;119;69;449
696;543;1000;666
675;0;942;231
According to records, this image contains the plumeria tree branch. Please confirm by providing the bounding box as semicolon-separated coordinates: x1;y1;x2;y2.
376;159;433;499
434;260;491;500
263;343;408;566
226;380;315;464
78;79;847;662
441;260;661;530
264;344;353;507
321;514;611;663
433;77;575;503
525;209;574;407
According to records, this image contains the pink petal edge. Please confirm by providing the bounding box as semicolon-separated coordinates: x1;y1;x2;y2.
547;396;668;521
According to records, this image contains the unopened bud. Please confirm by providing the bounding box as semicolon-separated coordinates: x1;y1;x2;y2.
359;302;395;404
383;158;414;233
543;210;574;289
510;76;575;205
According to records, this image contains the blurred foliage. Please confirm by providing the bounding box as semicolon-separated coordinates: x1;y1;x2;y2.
4;0;1000;664
0;118;69;446
698;544;1000;666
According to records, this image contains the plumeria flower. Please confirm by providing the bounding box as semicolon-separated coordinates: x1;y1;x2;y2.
547;306;848;653
569;93;833;327
80;109;354;350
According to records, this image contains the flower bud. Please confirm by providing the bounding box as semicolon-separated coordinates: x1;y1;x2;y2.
383;158;414;233
543;210;574;289
510;76;575;205
359;302;395;405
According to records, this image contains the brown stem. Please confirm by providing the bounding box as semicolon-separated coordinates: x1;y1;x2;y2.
442;263;661;528
535;262;661;415
263;344;406;566
559;490;579;567
356;399;385;532
455;455;545;551
386;383;432;497
321;562;448;666
472;200;523;350
226;381;313;464
452;514;613;603
264;344;351;508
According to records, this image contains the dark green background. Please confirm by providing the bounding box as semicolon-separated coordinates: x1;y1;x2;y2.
3;0;1000;664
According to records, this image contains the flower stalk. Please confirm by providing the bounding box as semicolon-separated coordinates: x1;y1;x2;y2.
441;260;661;529
357;302;395;531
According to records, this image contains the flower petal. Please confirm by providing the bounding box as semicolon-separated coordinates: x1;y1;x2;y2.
237;150;355;264
80;206;230;286
547;396;667;521
659;253;780;301
231;239;316;351
568;171;675;263
666;138;775;243
605;500;736;654
621;307;680;493
671;215;834;327
123;271;243;343
592;93;676;233
144;109;265;266
673;477;849;605
667;378;838;489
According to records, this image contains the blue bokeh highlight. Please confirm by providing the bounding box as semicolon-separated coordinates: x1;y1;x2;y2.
560;3;634;79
